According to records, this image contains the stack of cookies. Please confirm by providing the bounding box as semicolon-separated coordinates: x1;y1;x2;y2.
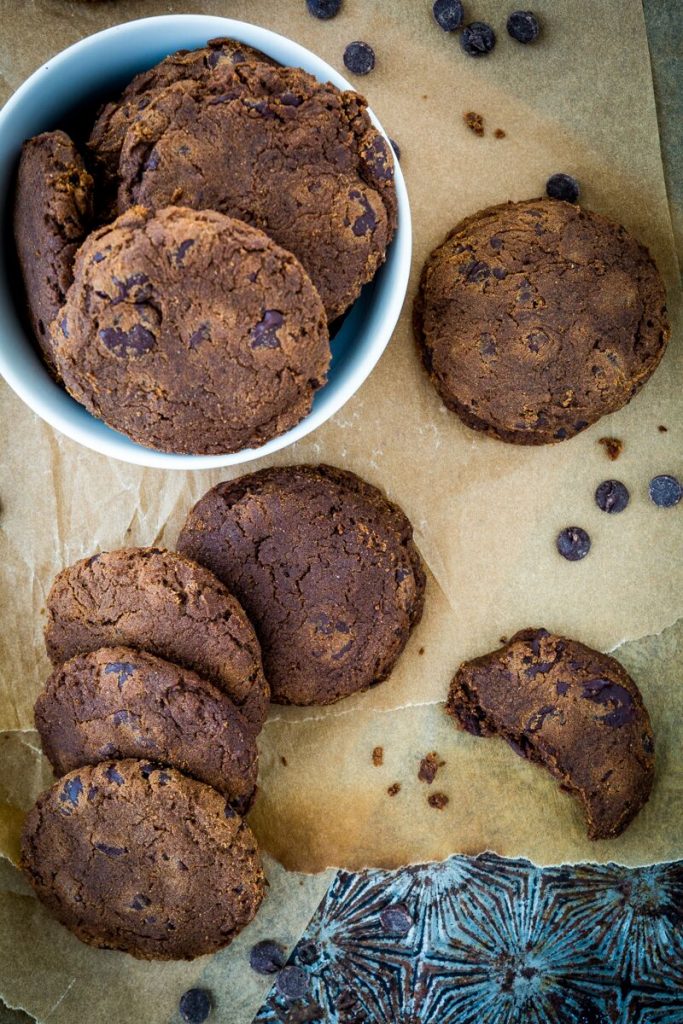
14;38;398;454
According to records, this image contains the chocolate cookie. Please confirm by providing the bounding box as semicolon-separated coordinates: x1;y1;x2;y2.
177;465;425;706
52;206;330;455
21;759;265;959
35;647;257;812
44;547;269;732
116;61;397;320
415;199;670;444
446;628;655;838
13;131;94;374
88;38;276;214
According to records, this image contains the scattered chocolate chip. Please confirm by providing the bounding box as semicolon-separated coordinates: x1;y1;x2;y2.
581;679;636;726
104;661;135;689
306;0;342;17
99;324;156;357
350;191;378;236
598;437;623;461
60;776;83;806
432;0;464;31
372;746;384;767
174;238;195;265
556;527;591;561
649;474;682;508
460;22;496;57
343;41;375;75
387;782;401;796
104;765;124;785
418;751;446;784
276;965;309;1001
594;479;629;514
546;173;580;203
379;903;413;935
94;843;126;857
251;310;284;349
130;893;151;910
250;939;286;974
179;988;212;1024
427;792;449;810
188;323;210;350
507;10;540;43
464;111;485;136
389;138;401;161
658;425;668;433
494;128;506;139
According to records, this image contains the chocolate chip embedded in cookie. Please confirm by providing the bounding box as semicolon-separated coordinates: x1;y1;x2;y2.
52;206;330;455
116;61;397;320
35;647;258;812
20;759;265;960
44;547;269;733
177;465;425;706
13;131;93;374
446;628;655;839
415;198;670;444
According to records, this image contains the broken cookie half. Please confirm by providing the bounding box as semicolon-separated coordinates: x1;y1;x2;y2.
446;628;655;839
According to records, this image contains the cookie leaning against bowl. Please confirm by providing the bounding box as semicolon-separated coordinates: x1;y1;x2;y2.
13;130;94;375
21;760;265;960
177;465;426;706
446;628;655;839
415;198;670;444
44;547;270;733
52;205;330;454
34;647;258;812
116;61;397;321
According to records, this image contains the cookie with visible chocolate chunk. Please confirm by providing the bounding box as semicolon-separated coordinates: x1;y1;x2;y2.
44;547;269;733
20;759;265;960
116;60;397;320
446;628;655;838
35;647;258;812
52;205;330;454
177;464;425;706
13;130;93;374
415;198;670;444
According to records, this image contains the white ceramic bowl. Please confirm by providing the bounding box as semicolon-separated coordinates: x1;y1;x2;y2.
0;15;411;469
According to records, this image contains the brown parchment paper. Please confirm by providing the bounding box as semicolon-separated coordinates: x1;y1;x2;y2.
0;0;682;1019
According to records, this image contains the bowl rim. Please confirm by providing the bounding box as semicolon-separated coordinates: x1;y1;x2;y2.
0;13;412;470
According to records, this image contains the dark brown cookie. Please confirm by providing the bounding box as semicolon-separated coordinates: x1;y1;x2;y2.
44;547;269;732
415;199;670;444
446;628;655;838
21;759;265;959
52;205;329;455
35;647;258;812
88;38;277;213
177;465;425;706
13;130;94;374
116;61;397;320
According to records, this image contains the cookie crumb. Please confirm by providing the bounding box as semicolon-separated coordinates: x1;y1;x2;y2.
494;128;506;139
387;782;401;797
372;746;384;767
658;425;668;433
499;635;509;644
418;751;446;784
598;437;623;461
418;646;425;656
280;756;288;767
464;111;485;136
427;792;449;810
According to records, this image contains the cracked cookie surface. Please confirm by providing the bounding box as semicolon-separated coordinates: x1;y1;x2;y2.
116;61;397;320
415;198;670;444
44;547;269;732
447;628;655;838
21;759;265;960
52;205;330;454
178;464;425;706
35;646;258;812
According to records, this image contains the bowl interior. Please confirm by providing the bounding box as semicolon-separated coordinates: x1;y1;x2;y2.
0;15;411;469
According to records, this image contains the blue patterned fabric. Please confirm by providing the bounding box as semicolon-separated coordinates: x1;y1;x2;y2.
253;854;683;1023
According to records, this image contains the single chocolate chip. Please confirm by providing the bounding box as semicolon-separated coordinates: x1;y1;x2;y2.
99;324;156;357
460;22;496;57
175;239;195;265
433;0;464;32
343;41;376;75
507;10;540;43
389;138;401;161
250;939;286;974
581;679;636;726
276;965;309;1001
105;765;125;785
595;480;630;514
306;0;342;18
546;173;580;203
649;474;682;508
60;776;83;807
556;526;591;561
179;988;212;1024
251;310;284;349
94;843;126;857
104;661;135;689
379;903;413;935
188;323;210;350
130;893;151;910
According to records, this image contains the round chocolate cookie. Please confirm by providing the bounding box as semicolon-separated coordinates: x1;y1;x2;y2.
35;647;258;812
21;759;265;959
116;61;397;320
447;628;655;839
44;547;269;732
87;38;277;214
415;199;670;444
177;465;426;706
13;131;93;375
53;206;330;455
